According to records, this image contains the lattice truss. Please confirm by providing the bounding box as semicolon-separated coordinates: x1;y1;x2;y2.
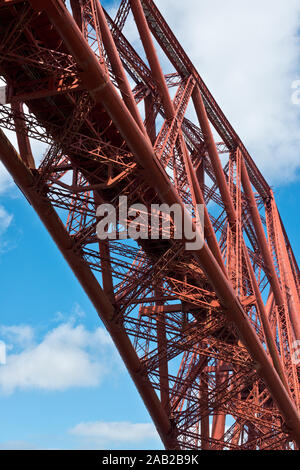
0;0;300;450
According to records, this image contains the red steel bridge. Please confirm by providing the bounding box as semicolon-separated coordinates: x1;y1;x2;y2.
0;0;300;450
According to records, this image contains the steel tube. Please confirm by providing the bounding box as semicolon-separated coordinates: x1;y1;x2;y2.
192;84;288;389
129;0;174;120
95;1;147;135
0;129;176;450
28;0;300;446
192;86;236;227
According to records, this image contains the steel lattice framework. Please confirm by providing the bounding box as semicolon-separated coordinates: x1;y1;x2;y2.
0;0;300;450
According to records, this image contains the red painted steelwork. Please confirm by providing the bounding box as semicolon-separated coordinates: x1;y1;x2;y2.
0;0;299;450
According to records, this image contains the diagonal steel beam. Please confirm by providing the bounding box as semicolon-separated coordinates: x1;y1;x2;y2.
26;0;300;446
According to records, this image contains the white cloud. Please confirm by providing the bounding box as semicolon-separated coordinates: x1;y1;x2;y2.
153;0;300;183
0;163;13;194
0;322;116;394
70;421;159;444
0;205;13;253
0;205;12;234
0;120;48;194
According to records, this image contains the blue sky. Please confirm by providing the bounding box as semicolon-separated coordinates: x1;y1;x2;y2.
0;0;300;450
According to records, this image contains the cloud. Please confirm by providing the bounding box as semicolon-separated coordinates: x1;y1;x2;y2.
0;163;13;195
0;205;13;253
125;0;300;183
0;322;116;394
70;421;159;445
0;325;34;349
0;205;12;234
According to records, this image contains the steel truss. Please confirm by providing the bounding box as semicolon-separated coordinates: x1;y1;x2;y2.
0;0;299;450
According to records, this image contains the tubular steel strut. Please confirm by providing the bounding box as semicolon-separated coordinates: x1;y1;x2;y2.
0;0;299;450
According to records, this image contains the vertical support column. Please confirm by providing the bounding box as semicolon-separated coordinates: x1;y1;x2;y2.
196;158;205;190
70;0;82;30
242;161;299;406
36;0;300;445
131;1;226;276
244;245;289;391
155;295;170;416
266;292;275;325
11;102;35;169
247;424;257;450
200;362;210;450
231;423;242;447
